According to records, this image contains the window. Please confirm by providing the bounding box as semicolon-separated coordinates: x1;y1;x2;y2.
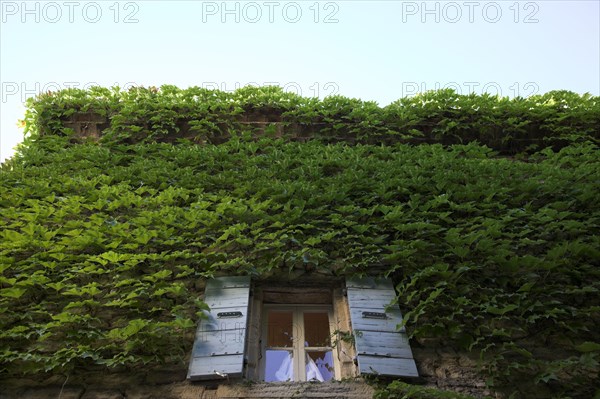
262;305;338;382
187;276;418;382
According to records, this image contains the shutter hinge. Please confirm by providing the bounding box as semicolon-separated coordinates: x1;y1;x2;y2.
214;370;228;379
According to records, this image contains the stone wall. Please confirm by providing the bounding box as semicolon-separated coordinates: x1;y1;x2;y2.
412;347;495;398
0;277;499;399
51;110;562;153
0;374;373;399
55;112;342;145
0;347;500;399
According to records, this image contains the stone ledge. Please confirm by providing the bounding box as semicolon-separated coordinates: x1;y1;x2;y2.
216;381;374;399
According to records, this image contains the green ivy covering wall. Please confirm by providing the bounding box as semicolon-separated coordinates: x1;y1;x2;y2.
1;86;599;398
20;85;600;153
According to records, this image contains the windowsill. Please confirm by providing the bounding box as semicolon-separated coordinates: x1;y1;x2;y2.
211;380;375;398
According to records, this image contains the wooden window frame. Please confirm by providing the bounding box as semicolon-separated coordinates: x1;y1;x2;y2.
260;304;340;382
246;285;357;381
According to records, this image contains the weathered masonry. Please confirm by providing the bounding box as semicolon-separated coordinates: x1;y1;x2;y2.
187;276;418;384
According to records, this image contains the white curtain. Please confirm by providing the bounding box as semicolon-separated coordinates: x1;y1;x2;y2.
305;354;325;382
274;352;294;381
272;352;326;382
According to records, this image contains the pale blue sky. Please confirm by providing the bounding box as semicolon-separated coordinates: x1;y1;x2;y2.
1;0;599;162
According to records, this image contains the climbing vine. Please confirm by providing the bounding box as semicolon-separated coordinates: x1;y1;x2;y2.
1;86;598;398
20;85;600;153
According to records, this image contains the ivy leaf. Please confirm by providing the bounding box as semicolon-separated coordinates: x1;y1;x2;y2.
0;287;27;298
108;319;148;340
2;230;25;243
536;373;558;384
575;342;600;352
486;304;519;316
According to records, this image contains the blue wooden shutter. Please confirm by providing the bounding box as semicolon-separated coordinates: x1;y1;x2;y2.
346;277;418;377
187;276;251;380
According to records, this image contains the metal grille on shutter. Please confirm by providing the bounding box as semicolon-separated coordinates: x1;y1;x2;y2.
346;277;418;377
187;276;251;381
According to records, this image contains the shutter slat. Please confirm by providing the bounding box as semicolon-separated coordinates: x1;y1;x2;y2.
357;356;419;377
346;277;395;290
197;305;249;331
347;289;396;307
348;306;405;332
354;331;413;358
204;287;251;308
188;354;245;377
192;329;246;357
188;276;251;381
346;277;418;378
206;276;251;289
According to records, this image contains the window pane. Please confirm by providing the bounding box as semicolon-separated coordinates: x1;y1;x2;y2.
265;350;294;382
305;351;335;381
267;311;293;347
303;312;330;347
